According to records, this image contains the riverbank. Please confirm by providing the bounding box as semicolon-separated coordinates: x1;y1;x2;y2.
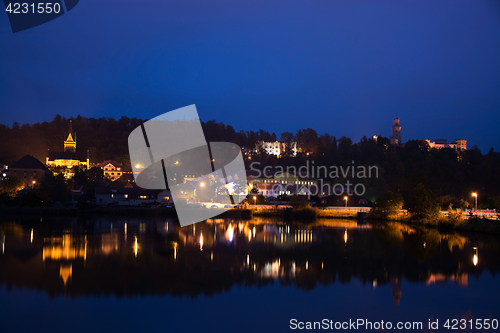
368;212;500;235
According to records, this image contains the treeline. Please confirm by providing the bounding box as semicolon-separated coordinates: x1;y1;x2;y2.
0;115;281;165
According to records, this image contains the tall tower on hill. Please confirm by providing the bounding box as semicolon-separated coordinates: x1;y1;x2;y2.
390;118;402;145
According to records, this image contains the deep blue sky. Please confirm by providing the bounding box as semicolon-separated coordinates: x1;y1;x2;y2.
1;0;499;151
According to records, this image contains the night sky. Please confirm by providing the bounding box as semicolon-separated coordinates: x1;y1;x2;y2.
1;0;499;151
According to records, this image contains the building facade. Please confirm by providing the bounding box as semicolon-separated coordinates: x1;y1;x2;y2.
9;155;51;187
46;120;89;169
96;160;133;181
255;141;297;157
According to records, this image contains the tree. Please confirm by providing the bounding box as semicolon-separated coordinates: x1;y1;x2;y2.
407;184;440;220
371;191;404;219
296;128;318;155
0;177;25;197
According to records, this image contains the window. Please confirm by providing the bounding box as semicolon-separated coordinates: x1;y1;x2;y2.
139;195;147;199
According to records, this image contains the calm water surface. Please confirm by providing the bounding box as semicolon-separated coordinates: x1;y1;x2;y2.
0;217;499;333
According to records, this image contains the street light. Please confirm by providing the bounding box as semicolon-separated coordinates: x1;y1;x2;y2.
253;196;257;205
472;192;477;214
200;182;205;187
344;196;348;208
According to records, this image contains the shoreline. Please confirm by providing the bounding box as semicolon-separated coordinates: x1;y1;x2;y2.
1;206;498;234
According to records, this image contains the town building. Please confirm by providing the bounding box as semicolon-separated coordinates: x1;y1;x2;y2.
255;141;297;157
95;187;168;206
425;139;467;151
9;155;51;187
46;120;89;169
96;160;133;181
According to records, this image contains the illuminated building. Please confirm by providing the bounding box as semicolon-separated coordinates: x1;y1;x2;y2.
389;118;402;145
255;141;297;157
46;120;89;169
425;139;467;151
96;160;132;181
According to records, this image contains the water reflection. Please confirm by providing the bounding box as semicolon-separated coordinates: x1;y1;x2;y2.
0;218;498;303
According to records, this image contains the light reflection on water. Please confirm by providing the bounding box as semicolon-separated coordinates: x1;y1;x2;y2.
0;217;499;332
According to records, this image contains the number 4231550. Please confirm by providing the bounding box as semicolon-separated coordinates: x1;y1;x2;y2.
5;3;62;14
443;318;498;330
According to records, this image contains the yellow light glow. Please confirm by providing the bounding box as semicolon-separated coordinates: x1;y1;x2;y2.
199;233;204;251
344;230;348;244
472;192;477;197
211;251;213;261
200;182;205;187
226;224;234;242
30;229;33;243
174;247;177;260
306;261;309;270
135;164;141;169
247;254;250;265
134;236;138;257
473;255;478;266
344;196;348;200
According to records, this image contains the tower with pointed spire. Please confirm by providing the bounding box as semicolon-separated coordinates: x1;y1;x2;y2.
46;119;89;171
64;120;77;153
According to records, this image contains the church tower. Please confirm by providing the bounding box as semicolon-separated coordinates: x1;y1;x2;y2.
64;120;77;153
390;118;402;145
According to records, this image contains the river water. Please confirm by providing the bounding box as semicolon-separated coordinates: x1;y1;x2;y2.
0;217;499;332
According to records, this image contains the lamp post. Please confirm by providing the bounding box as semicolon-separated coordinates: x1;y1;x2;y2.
253;196;257;206
344;196;348;208
472;192;477;214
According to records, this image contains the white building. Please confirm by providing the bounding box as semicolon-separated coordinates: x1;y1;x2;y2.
255;141;297;157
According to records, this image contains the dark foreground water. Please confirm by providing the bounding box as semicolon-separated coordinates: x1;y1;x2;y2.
0;217;499;333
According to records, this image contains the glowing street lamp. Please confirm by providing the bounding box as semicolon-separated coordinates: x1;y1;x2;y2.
200;182;205;187
472;192;478;214
253;196;257;205
344;196;348;208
